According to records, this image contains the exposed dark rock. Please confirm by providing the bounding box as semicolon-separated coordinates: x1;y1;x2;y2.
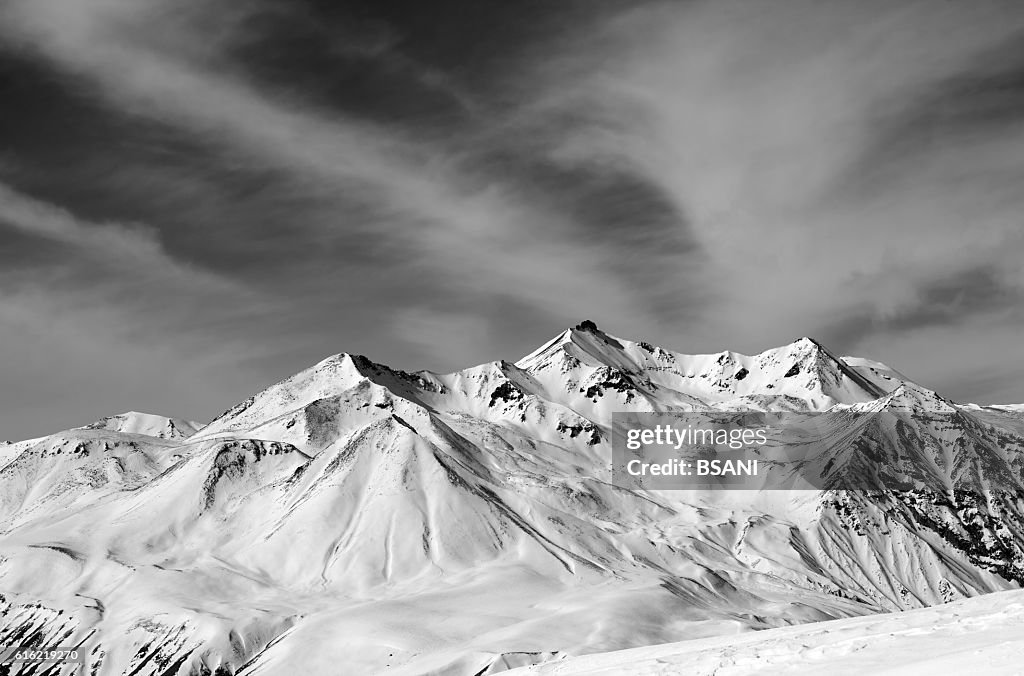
556;421;602;445
489;382;523;407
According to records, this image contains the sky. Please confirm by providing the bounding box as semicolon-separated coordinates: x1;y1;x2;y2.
2;0;1024;439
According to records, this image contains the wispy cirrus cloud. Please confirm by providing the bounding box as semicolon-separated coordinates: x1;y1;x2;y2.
0;178;278;438
0;284;257;441
0;0;680;438
512;0;1024;400
0;181;229;288
0;0;670;340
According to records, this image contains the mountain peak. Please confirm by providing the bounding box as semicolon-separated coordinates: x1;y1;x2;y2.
792;336;820;349
81;411;201;439
516;322;629;373
881;381;958;412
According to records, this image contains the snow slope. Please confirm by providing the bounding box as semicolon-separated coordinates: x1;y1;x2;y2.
81;411;203;439
0;322;1022;675
504;588;1024;676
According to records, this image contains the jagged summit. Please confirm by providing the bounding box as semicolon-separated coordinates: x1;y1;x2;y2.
174;326;922;467
513;326;895;412
189;326;918;456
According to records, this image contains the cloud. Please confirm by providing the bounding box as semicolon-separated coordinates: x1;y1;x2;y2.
0;181;214;285
0;0;686;440
0;285;254;440
0;179;287;438
511;1;1024;385
391;307;492;370
0;179;267;351
0;0;662;333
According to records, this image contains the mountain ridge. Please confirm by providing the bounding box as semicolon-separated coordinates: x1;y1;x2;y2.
0;322;1023;675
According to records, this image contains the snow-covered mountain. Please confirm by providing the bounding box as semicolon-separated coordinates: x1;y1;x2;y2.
1;322;1022;675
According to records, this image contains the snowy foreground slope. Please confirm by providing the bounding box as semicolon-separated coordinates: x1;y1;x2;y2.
505;588;1024;676
0;323;1023;675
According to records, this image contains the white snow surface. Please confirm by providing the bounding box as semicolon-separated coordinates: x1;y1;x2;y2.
505;588;1024;676
81;410;203;439
1;323;1023;675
